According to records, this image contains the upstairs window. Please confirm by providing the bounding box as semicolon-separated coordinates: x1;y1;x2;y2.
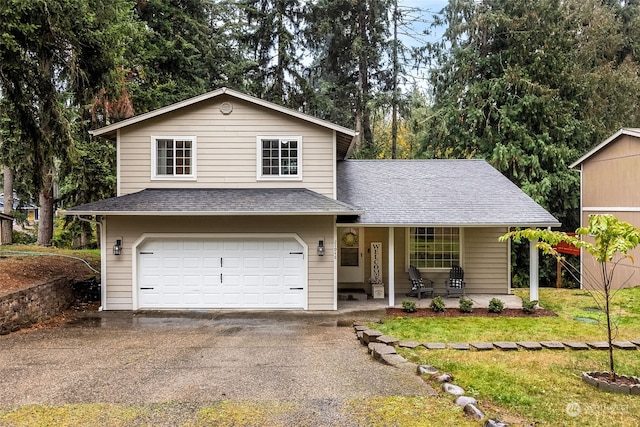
258;136;301;179
409;227;461;269
152;136;196;179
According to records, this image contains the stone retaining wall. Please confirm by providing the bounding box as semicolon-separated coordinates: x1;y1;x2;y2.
0;277;74;335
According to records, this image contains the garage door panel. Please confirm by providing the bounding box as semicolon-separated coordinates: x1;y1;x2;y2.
243;257;261;269
138;237;305;309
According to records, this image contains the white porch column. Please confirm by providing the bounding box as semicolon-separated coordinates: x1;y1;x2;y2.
388;227;395;307
529;237;539;301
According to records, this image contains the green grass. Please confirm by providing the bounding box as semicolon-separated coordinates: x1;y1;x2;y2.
375;287;640;426
377;288;640;343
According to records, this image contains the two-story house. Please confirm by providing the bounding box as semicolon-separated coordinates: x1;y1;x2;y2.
66;88;559;311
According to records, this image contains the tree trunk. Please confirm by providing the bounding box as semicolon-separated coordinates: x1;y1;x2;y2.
37;166;55;246
2;166;14;244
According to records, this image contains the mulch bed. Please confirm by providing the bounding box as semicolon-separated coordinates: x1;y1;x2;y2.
386;307;557;318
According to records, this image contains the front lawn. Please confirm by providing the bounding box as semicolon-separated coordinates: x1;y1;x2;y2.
374;287;640;426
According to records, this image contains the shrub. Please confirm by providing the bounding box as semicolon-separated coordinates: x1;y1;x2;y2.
522;299;538;314
459;296;473;313
430;296;446;313
402;300;416;313
488;297;504;313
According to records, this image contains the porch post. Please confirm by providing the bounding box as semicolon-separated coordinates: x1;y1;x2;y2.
388;227;395;307
529;237;539;302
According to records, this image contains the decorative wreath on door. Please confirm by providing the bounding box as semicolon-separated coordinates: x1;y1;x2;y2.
342;229;358;247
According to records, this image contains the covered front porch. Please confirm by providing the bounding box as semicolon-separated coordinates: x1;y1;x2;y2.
336;226;543;308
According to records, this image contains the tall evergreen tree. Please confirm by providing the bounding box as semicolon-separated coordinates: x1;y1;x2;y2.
306;0;392;152
236;0;309;107
0;0;134;245
423;0;640;285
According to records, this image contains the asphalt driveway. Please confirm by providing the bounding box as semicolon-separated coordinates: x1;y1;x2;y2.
0;310;431;425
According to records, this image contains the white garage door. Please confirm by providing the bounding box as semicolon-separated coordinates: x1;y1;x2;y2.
137;237;306;309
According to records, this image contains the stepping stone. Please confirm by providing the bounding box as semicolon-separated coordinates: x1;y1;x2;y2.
353;325;368;332
454;396;477;407
362;330;383;344
423;342;446;350
448;342;470;350
463;403;484;421
470;342;494;351
368;342;396;358
612;340;638;350
433;373;454;383
540;341;565;350
356;331;364;341
493;341;518;351
517;341;542;351
442;383;465;396
587;341;610;350
563;341;589;350
417;365;439;375
377;335;399;346
398;341;421;349
380;353;408;366
630;339;640;347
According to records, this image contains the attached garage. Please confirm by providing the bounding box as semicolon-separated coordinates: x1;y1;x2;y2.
135;235;307;310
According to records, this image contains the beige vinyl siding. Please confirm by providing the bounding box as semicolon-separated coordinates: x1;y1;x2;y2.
582;134;640;208
393;227;508;294
582;211;640;290
463;227;509;293
118;95;335;197
580;134;640;289
104;215;335;310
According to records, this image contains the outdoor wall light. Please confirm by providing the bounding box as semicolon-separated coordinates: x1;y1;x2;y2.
317;239;325;256
113;239;122;256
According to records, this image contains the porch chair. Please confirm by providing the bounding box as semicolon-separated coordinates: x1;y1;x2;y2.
445;265;465;297
406;265;434;299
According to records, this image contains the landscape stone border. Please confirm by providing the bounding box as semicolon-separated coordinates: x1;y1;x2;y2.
354;322;513;425
355;321;640;423
582;372;640;395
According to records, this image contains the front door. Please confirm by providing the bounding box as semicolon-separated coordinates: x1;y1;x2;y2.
338;227;364;283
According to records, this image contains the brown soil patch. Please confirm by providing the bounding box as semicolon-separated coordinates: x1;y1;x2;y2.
0;254;98;297
386;307;557;318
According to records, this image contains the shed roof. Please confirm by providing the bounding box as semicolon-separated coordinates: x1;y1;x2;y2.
569;128;640;168
90;87;357;159
336;160;560;227
64;188;362;216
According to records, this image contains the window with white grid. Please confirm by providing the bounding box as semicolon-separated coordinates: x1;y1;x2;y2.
409;227;460;269
258;136;301;179
152;136;196;179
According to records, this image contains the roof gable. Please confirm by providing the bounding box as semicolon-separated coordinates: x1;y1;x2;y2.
570;128;640;168
90;87;357;159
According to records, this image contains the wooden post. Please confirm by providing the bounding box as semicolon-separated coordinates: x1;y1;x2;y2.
556;258;562;288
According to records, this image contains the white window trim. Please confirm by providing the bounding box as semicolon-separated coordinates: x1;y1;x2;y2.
151;135;197;181
405;227;464;272
256;135;303;181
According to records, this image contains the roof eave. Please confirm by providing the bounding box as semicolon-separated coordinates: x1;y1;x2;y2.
89;87;356;140
336;221;562;228
63;209;364;216
569;128;640;168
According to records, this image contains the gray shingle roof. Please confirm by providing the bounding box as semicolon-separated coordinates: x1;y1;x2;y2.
337;160;560;226
65;188;361;216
